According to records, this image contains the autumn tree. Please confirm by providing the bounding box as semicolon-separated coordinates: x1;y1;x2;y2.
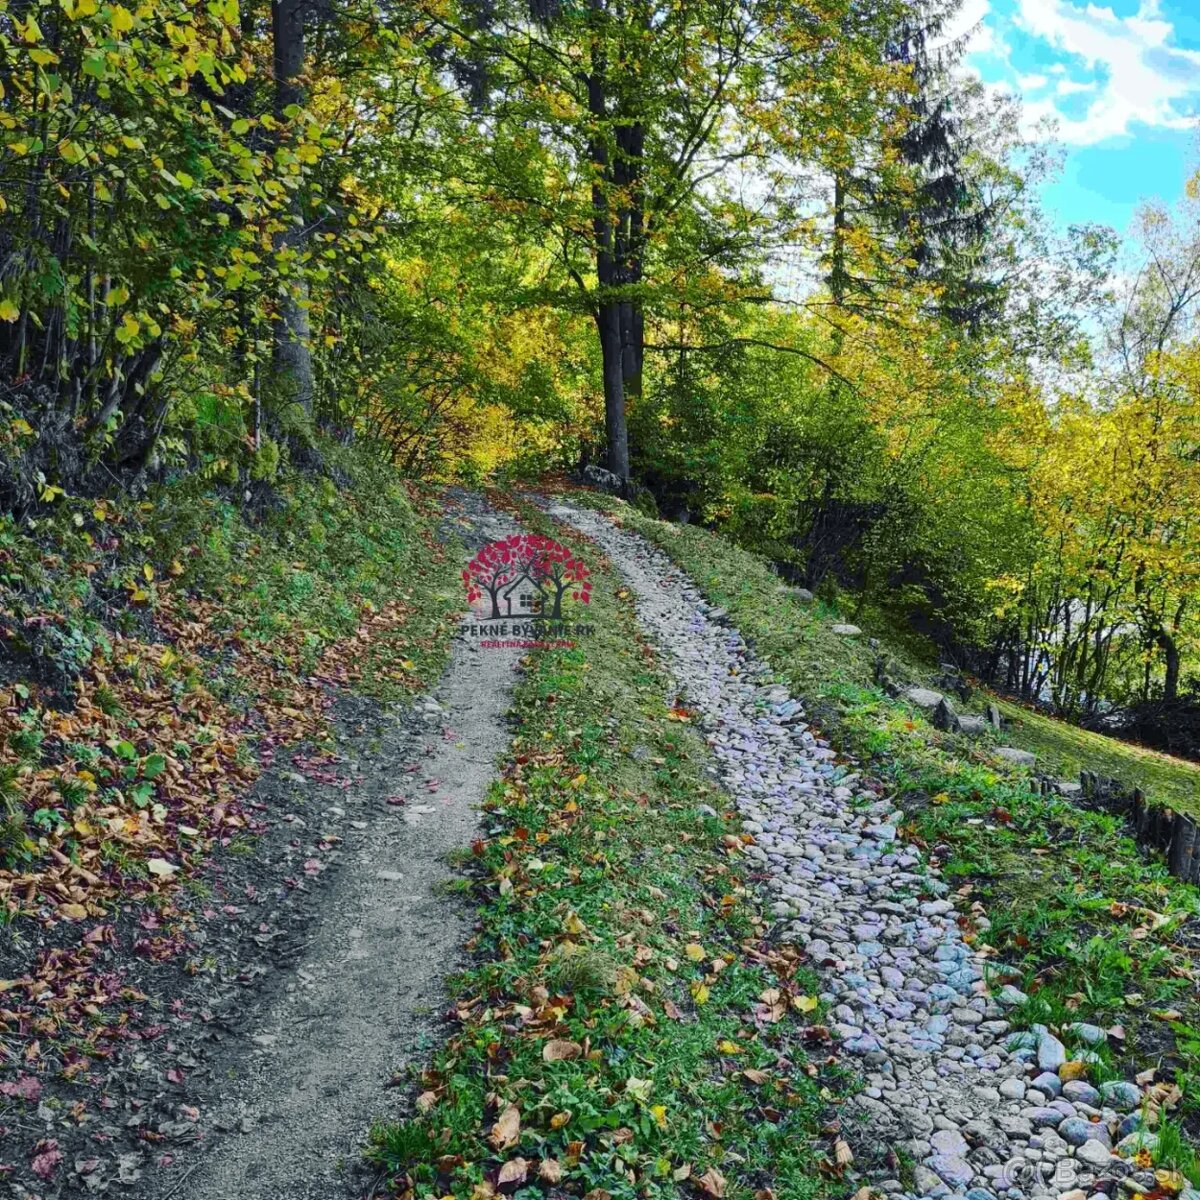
411;0;907;481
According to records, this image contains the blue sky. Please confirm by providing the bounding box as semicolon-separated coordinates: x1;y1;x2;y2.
952;0;1200;234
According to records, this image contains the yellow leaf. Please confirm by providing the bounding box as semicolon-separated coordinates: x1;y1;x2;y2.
691;981;710;1004
11;417;33;435
793;995;819;1013
684;943;705;962
142;563;154;582
0;299;19;322
650;1104;667;1129
111;5;134;33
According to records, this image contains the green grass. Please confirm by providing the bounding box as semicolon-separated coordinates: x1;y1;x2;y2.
367;499;851;1200
572;492;1200;1153
995;699;1200;815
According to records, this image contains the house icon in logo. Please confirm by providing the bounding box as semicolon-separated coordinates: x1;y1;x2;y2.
500;566;546;617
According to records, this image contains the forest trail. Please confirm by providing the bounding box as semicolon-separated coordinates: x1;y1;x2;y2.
164;501;525;1200
546;497;1145;1200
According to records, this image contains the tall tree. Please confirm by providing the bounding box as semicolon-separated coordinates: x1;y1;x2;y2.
271;0;315;418
413;0;905;481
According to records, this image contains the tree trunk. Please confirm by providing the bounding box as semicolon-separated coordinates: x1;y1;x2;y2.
271;0;314;418
1158;626;1182;703
586;8;629;482
597;300;628;479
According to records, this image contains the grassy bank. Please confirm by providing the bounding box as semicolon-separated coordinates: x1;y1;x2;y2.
573;493;1200;1157
0;445;462;1064
368;499;851;1200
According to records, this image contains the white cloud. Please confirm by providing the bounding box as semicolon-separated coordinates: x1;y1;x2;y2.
943;0;996;57
1011;0;1200;144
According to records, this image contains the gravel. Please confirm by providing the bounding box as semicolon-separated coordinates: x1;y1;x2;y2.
548;498;1164;1200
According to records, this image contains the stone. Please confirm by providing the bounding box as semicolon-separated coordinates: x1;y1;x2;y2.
931;1129;971;1158
581;463;625;493
997;985;1029;1007
1076;1141;1114;1170
995;747;1037;768
832;623;862;636
787;587;815;602
1115;1132;1158;1157
904;686;946;710
1065;1023;1107;1047
1033;1071;1064;1097
958;715;989;736
1062;1082;1101;1108
914;1166;950;1195
931;1154;976;1187
1038;1034;1068;1071
1000;1078;1027;1100
1099;1082;1141;1112
1059;1118;1108;1148
1028;1107;1065;1129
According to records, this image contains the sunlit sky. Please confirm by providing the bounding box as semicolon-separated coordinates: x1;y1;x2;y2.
952;0;1199;233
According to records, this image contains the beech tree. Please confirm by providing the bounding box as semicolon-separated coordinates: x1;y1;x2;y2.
413;0;907;480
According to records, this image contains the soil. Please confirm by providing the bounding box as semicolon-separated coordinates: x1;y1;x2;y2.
1;492;525;1200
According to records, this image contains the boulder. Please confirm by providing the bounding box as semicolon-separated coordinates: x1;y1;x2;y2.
933;698;961;732
581;463;625;493
904;686;946;710
958;715;989;736
831;623;861;636
995;747;1036;768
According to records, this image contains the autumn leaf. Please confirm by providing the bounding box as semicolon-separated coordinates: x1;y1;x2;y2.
697;1166;727;1197
490;1103;520;1150
543;1039;583;1061
497;1158;528;1186
538;1159;563;1184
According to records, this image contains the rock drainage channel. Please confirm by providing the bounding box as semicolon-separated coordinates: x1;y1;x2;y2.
547;499;1173;1200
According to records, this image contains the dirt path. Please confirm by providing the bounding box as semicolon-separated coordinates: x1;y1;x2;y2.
162;501;524;1200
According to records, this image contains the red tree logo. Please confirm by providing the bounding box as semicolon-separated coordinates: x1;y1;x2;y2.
463;534;592;621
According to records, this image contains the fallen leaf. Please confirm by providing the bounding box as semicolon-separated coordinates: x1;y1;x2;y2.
793;994;819;1013
490;1103;520;1151
684;943;705;962
543;1039;583;1062
497;1158;528;1186
146;858;178;878
538;1159;562;1184
698;1166;727;1197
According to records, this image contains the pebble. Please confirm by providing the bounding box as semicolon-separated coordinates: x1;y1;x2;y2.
551;502;1177;1200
